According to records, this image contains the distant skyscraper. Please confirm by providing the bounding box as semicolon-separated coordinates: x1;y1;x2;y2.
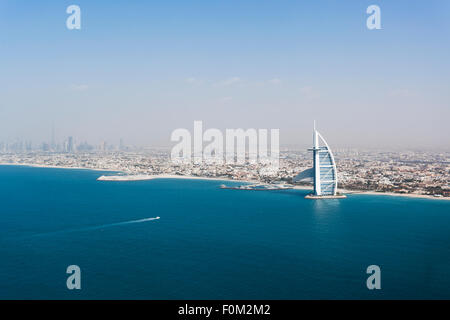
51;122;55;150
67;136;74;153
42;142;50;152
294;122;343;198
25;141;32;152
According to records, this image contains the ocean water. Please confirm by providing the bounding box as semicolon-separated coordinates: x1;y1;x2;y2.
0;165;449;299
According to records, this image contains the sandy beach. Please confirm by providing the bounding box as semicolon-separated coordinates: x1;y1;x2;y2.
290;185;449;201
341;189;450;201
0;163;114;172
97;173;259;184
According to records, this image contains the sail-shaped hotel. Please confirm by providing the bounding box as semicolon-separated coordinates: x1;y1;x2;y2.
294;122;346;199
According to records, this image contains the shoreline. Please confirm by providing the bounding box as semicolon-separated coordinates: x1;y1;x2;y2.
1;163;448;201
97;173;259;184
341;189;450;201
0;163;116;172
293;185;450;201
99;175;449;201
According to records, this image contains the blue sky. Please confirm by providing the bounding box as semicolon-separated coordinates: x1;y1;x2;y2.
1;0;449;148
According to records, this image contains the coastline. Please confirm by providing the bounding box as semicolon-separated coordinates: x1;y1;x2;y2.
98;175;450;201
341;189;450;201
293;185;450;201
1;163;448;201
0;162;116;172
97;173;258;184
282;185;449;201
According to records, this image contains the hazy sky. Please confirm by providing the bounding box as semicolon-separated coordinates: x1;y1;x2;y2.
1;0;449;149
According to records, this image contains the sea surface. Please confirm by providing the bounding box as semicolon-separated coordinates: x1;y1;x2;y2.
0;165;449;299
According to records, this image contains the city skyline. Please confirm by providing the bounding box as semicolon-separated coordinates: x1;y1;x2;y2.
2;122;450;151
1;1;449;149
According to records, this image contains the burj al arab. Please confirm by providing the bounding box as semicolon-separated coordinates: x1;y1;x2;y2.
294;122;346;199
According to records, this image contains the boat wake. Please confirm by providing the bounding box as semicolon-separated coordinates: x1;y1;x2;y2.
22;216;160;239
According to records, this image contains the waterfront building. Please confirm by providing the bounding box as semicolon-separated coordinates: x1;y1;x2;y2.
294;122;342;198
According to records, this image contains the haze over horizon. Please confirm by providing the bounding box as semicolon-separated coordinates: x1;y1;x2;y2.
1;0;449;150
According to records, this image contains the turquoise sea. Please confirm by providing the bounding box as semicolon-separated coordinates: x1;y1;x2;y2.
0;165;449;299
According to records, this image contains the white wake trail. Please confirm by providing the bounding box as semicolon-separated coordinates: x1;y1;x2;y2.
24;216;160;239
79;216;161;232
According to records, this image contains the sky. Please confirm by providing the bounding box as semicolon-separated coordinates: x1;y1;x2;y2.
0;0;449;149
